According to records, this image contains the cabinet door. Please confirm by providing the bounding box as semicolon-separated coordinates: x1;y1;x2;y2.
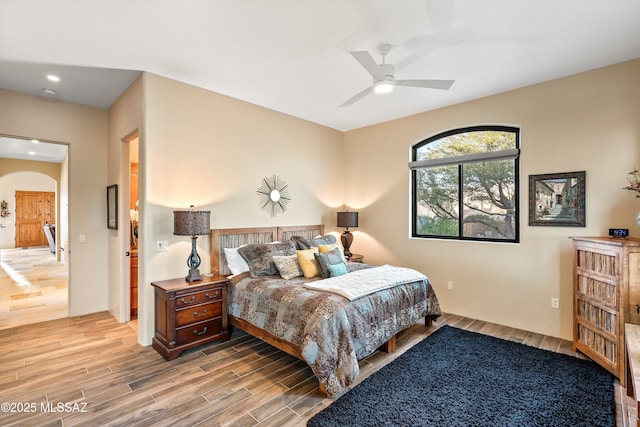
628;252;640;324
573;241;621;377
130;251;138;314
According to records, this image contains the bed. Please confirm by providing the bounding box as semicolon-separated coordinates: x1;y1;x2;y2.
210;224;441;397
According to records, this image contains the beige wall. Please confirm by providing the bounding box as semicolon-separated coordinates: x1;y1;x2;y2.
4;59;638;344
107;76;143;323
133;73;345;344
0;89;109;316
344;59;640;340
0;157;61;180
59;155;69;264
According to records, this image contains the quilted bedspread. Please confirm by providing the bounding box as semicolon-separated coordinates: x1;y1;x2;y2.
228;263;441;397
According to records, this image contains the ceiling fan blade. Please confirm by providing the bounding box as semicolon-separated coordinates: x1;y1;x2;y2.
340;86;374;107
395;79;455;90
350;51;383;79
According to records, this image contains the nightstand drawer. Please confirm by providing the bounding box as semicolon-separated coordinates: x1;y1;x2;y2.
175;301;222;327
175;288;223;307
152;275;230;361
176;318;223;345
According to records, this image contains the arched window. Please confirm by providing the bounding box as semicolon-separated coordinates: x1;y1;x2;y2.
410;125;520;242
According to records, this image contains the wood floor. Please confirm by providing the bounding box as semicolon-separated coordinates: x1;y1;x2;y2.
0;310;632;427
0;247;68;330
0;247;632;425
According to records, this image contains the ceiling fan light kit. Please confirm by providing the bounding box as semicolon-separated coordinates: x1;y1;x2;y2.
374;80;394;94
341;43;454;106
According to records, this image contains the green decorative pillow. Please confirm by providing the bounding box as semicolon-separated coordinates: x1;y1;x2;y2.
272;255;303;280
314;247;345;278
238;241;297;277
327;261;348;277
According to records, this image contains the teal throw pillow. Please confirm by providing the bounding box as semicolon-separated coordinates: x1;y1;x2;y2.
327;261;348;277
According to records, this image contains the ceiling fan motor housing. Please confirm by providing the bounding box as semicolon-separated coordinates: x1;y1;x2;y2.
377;63;395;82
341;43;454;106
374;63;395;93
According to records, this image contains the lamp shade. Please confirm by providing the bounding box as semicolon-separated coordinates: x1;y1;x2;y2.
173;210;210;236
337;211;359;228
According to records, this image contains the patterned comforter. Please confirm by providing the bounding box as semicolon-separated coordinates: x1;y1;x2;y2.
228;263;441;397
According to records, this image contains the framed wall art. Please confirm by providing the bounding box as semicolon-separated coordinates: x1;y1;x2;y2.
107;184;118;230
529;171;585;227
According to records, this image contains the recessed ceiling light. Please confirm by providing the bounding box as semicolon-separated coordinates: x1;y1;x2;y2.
28;151;36;155
31;139;40;143
42;88;56;95
47;74;60;82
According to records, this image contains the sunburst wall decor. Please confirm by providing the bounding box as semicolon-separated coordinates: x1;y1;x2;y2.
257;174;291;217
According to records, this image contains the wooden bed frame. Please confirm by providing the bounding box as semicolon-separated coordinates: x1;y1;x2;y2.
210;224;432;362
210;225;324;277
210;225;325;359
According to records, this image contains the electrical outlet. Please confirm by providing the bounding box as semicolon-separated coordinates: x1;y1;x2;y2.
156;240;168;252
551;298;560;309
447;281;454;291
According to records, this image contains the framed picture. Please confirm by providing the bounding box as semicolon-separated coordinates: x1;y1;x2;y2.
107;184;118;230
529;171;585;227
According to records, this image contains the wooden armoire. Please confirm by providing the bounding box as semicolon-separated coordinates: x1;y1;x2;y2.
573;236;640;386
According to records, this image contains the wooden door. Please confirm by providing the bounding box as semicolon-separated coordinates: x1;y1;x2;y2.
15;191;55;248
44;192;56;224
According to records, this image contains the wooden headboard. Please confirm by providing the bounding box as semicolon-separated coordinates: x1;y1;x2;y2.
210;224;324;276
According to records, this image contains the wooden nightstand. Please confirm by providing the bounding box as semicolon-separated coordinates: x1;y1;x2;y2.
348;253;364;263
151;275;230;361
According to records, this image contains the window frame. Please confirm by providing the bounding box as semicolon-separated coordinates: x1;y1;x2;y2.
411;125;520;243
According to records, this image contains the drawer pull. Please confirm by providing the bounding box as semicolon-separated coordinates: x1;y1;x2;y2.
205;291;219;299
193;327;208;336
193;309;208;317
180;296;196;304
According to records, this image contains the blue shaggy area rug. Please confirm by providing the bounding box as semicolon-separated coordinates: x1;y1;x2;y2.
307;325;615;427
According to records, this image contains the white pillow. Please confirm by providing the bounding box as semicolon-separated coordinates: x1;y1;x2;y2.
224;246;249;275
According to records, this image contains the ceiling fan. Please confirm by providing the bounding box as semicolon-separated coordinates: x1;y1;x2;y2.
340;44;454;107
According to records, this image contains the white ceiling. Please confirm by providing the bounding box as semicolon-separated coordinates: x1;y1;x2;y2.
0;0;639;142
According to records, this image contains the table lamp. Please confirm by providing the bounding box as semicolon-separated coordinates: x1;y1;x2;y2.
337;211;358;259
173;206;210;282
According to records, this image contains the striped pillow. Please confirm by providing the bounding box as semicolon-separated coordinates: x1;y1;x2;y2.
273;255;303;280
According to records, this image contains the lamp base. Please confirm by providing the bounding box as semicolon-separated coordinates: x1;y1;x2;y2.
341;230;354;259
186;267;203;282
185;235;203;282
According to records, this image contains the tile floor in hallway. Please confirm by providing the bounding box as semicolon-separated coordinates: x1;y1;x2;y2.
0;246;68;330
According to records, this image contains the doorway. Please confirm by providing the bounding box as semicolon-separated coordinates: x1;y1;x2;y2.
0;137;70;329
126;135;139;320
